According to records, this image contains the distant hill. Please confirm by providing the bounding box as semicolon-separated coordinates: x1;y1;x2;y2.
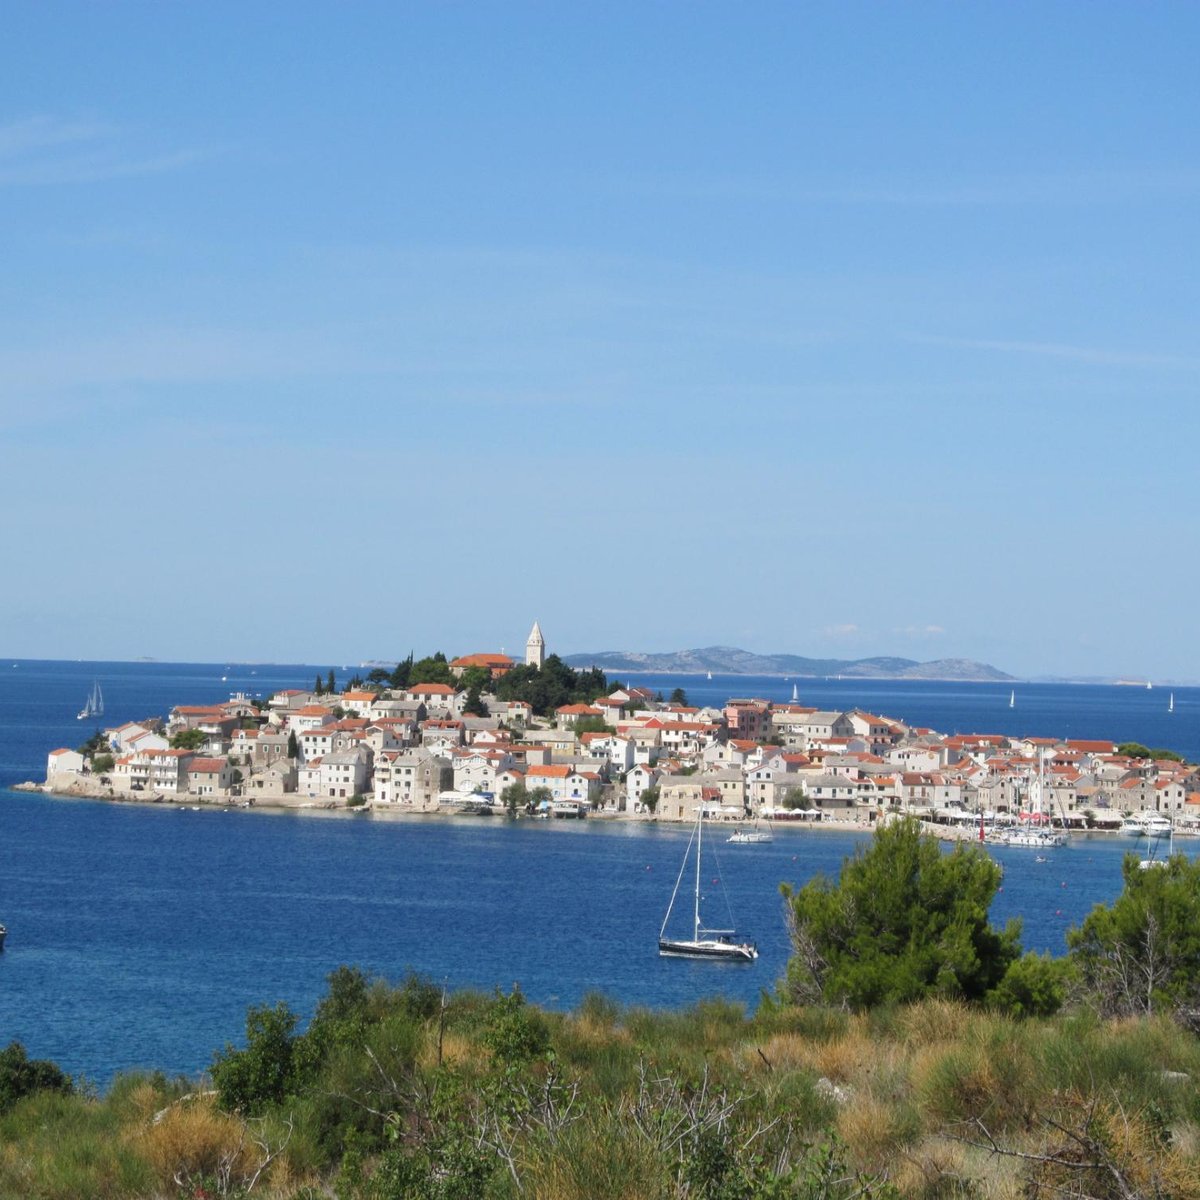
561;645;1014;682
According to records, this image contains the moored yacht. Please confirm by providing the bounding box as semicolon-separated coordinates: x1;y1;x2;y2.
660;812;757;962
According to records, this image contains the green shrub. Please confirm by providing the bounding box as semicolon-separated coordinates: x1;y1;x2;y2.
482;988;549;1065
1068;853;1200;1024
0;1041;72;1112
211;1001;301;1112
988;951;1070;1017
782;818;1021;1010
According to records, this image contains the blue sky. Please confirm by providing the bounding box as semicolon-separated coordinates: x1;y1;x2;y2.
1;4;1197;678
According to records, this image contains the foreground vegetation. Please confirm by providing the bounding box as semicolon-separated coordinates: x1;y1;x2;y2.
5;975;1200;1199
6;822;1200;1199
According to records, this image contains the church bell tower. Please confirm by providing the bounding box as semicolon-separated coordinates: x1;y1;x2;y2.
525;620;545;669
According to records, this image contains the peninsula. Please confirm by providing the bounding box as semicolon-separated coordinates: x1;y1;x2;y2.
34;623;1198;834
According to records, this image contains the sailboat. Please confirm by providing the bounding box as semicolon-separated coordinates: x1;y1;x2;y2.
1139;817;1174;870
76;680;104;721
791;684;799;703
1009;690;1015;709
659;812;758;961
706;671;712;680
990;750;1065;848
1169;693;1175;714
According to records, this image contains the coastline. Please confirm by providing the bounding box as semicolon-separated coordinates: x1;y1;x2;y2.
18;777;885;830
12;783;1145;842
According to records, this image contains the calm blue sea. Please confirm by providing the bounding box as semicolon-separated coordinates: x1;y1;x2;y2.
0;659;1195;1085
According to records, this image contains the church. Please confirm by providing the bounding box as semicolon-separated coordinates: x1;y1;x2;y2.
449;621;546;679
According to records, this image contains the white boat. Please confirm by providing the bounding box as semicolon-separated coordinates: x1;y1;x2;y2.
1009;690;1015;709
706;671;712;680
1120;818;1146;836
1169;693;1174;714
727;820;773;845
1147;680;1153;690
659;812;757;962
1140;818;1174;870
76;680;104;721
993;751;1066;848
791;684;799;703
1001;826;1065;849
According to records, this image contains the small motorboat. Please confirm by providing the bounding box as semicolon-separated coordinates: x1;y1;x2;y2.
0;923;7;951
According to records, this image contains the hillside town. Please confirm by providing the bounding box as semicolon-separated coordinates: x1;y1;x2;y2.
40;623;1200;832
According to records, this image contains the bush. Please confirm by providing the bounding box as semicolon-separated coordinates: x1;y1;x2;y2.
1068;853;1200;1025
0;1041;72;1112
211;1001;301;1112
781;817;1021;1010
482;989;549;1065
988;951;1070;1018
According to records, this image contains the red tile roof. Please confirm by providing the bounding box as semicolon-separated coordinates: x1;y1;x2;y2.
188;758;230;773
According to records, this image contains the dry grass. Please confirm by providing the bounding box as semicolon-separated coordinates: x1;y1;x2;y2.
521;1114;664;1200
416;1027;479;1070
7;995;1200;1199
837;1084;921;1175
896;998;974;1048
133;1094;260;1191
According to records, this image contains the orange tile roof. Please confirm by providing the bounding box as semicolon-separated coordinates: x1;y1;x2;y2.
188;758;230;773
450;653;514;668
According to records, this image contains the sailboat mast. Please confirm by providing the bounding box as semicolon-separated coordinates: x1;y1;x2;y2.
694;809;703;940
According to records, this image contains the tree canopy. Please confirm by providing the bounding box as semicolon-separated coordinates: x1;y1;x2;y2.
781;817;1022;1010
1067;852;1200;1027
0;1042;72;1113
1117;741;1185;762
492;655;608;715
408;653;454;688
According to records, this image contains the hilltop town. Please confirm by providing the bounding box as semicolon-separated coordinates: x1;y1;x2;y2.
38;623;1200;831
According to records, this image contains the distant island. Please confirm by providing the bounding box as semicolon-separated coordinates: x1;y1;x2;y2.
562;645;1015;682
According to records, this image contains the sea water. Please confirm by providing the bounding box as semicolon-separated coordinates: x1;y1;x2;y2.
0;659;1193;1083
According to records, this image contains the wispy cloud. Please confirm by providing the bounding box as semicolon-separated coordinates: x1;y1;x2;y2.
822;623;860;639
909;334;1200;371
0;115;208;186
0;326;368;396
626;168;1200;208
897;624;945;638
